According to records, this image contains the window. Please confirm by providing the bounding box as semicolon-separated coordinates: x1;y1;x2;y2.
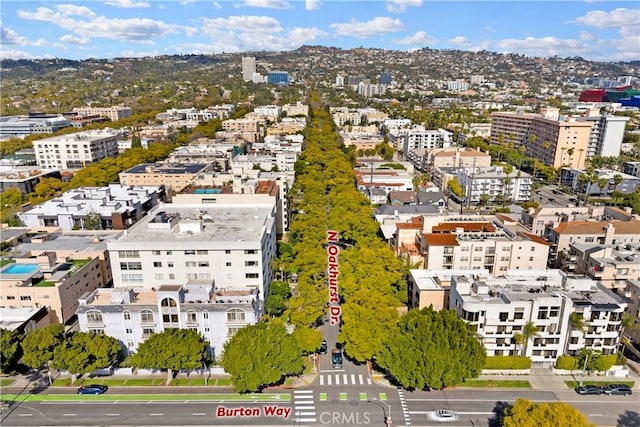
152;250;161;255
198;261;210;267
122;274;143;283
185;250;196;255
225;250;231;254
531;247;535;252
123;311;131;320
155;273;164;280
140;310;155;323
474;247;483;252
245;273;259;279
161;298;177;307
168;262;174;268
163;314;179;323
473;256;482;262
86;310;103;324
118;250;140;258
6;296;15;300
185;261;197;268
529;256;534;261
169;274;175;280
203;311;209;320
142;328;154;338
228;327;242;337
499;312;508;322
120;262;142;270
549;307;560;317
197;250;208;255
585;237;594;243
245;261;258;267
502;247;510;252
538;307;548;320
226;262;232;267
244;249;257;255
153;262;162;268
89;329;105;335
20;295;31;301
227;309;246;322
461;247;470;252
187;311;197;323
514;308;524;320
125;328;133;334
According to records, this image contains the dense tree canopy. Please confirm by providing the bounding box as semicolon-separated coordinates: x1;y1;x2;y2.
221;320;307;393
52;332;122;383
377;307;486;390
0;328;22;373
502;398;595;427
128;329;208;385
21;324;65;369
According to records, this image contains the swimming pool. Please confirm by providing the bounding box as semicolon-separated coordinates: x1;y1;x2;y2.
193;188;222;194
1;263;39;275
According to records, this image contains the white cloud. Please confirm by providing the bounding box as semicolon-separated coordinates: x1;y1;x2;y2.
202;15;283;33
305;0;320;10
386;0;422;13
212;2;223;9
238;0;292;9
0;25;48;47
0;48;34;59
393;31;437;46
572;8;640;29
330;17;404;39
448;36;470;47
61;34;89;45
105;0;151;8
18;5;186;42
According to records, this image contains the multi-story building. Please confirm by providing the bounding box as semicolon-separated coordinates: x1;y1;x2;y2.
408;269;489;311
0;250;111;324
561;242;640;289
18;184;164;230
282;102;309;118
0;115;72;138
521;205;634;237
577;110;629;158
76;284;259;358
222;118;262;134
546;220;640;267
106;202;277;304
118;163;214;195
266;71;289;85
623;161;640;178
455;166;532;204
32;129;121;170
72;106;132;122
387;126;453;154
560;168;640;195
430;148;492;170
450;271;627;365
415;219;549;274
0;167;61;195
241;57;256;82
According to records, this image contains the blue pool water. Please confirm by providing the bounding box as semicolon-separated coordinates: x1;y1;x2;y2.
193;188;222;194
2;264;39;275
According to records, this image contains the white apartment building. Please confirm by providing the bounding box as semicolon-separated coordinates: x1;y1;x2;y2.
76;284;259;358
387;126;453;154
577;110;629;158
450;271;627;365
282;102;309;117
242;57;256;82
106;202;277;305
18;184;163;230
33;129;121;170
72;106;132;122
253;105;282;121
456;166;532;203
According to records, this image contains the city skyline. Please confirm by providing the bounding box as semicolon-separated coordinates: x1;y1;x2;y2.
1;0;638;63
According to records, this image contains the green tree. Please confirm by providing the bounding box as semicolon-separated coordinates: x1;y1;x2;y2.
265;280;291;317
129;329;208;386
1;187;24;208
377;307;486;390
447;178;464;199
21;324;65;369
221;320;304;392
520;322;539;357
597;177;609;196
612;174;624;195
0;328;23;373
502;398;595;427
52;332;122;384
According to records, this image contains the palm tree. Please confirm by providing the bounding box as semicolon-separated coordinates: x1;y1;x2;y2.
512;332;525;356
584;169;599;206
612;174;624;195
576;148;585;169
566;311;587;354
520;322;540;357
577;173;590;207
597;177;609;197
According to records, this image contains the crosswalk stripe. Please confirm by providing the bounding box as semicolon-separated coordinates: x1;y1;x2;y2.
294;390;313;394
297;411;316;416
335;374;340;385
298;418;317;422
295;405;315;410
358;374;364;384
320;375;324;385
343;374;348;384
367;378;372;385
327;375;332;385
351;374;356;384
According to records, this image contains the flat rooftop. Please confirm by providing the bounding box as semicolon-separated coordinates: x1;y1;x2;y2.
111;203;274;244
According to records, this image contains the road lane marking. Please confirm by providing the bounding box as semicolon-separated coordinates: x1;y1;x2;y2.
106;413;120;416
18;414;33;417
297;418;317;422
192;413;206;416
297;411;315;416
588;414;604;416
63;413;77;416
149;413;163;416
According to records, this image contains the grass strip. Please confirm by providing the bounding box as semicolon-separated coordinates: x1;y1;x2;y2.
460;379;531;388
0;379;16;387
566;381;634;388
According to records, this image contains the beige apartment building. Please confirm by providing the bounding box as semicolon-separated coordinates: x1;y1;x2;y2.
0;252;107;324
72;106;132;121
222;118;261;133
563;242;640;289
118;163;214;195
430;147;492;170
522;205;634;236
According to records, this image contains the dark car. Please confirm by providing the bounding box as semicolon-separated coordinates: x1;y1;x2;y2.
77;384;108;395
575;385;603;395
602;384;632;396
319;340;328;354
331;349;343;369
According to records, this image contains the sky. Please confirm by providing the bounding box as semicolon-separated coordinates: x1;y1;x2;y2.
1;1;639;63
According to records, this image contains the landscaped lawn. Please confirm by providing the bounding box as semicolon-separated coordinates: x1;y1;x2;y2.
460;379;531;388
51;377;232;387
566;380;634;388
0;378;15;387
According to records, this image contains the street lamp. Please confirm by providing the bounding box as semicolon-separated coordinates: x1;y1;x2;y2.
367;399;392;425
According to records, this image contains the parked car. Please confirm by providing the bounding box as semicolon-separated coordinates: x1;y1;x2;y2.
77;384;108;395
319;340;328;354
331;349;343;369
427;409;459;422
602;384;633;396
575;385;603;395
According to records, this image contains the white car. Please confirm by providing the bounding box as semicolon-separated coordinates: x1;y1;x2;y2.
427;409;459;422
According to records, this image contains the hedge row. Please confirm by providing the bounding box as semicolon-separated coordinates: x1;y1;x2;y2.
555;354;618;371
484;356;532;370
